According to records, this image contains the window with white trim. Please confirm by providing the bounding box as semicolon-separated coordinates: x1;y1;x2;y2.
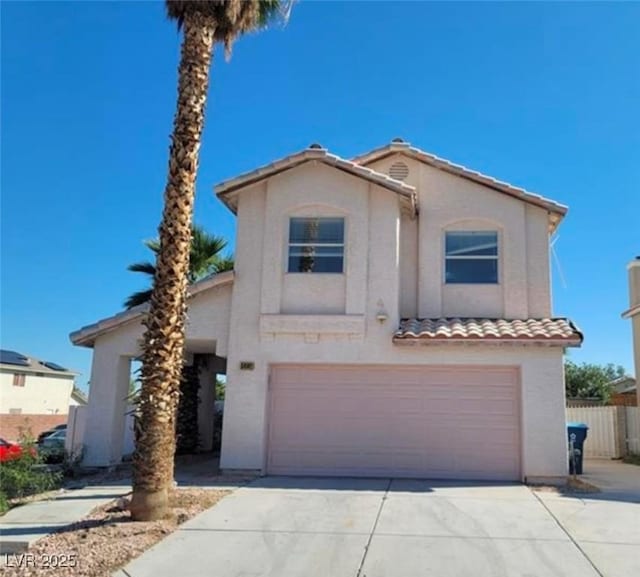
288;217;344;273
445;231;498;284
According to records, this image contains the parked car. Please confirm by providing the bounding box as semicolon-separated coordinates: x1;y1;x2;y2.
0;438;25;462
38;429;66;463
37;424;67;444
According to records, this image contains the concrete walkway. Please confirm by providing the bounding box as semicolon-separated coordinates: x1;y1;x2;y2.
534;459;640;577
580;458;640;502
0;455;250;558
0;483;129;554
116;476;636;577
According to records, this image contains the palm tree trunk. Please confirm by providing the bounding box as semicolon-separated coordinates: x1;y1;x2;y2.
130;11;216;522
176;360;201;454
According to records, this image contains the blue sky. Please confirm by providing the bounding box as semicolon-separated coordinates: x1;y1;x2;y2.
1;1;638;388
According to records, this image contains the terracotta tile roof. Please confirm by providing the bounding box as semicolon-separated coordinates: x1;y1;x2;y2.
215;146;417;215
393;318;583;346
352;140;567;232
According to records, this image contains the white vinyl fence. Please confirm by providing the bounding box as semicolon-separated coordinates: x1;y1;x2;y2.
566;406;640;458
66;405;136;461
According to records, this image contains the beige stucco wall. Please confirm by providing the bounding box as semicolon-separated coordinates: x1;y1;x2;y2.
399;213;418;318
185;282;233;356
222;338;567;479
0;371;74;415
257;163;377;317
81;282;233;466
79;155;566;476
220;160;566;480
367;154;552;319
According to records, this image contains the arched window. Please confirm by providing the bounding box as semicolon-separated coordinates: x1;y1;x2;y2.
445;230;498;284
288;217;345;273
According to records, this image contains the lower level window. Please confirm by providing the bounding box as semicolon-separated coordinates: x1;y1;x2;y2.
288;217;344;273
445;231;498;284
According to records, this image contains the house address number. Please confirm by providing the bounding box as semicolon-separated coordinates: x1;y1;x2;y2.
239;361;255;371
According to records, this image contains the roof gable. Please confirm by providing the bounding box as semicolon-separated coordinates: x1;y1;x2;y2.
214;145;417;215
353;140;568;232
70;271;235;348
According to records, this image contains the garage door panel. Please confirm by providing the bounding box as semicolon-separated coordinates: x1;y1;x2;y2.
268;365;521;480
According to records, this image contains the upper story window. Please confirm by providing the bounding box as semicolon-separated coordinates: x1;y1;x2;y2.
288;217;345;273
445;231;498;284
13;373;26;387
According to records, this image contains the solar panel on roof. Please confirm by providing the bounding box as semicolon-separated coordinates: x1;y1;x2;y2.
42;361;67;372
0;350;30;367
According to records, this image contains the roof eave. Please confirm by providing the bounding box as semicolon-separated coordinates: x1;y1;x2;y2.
70;307;145;348
622;303;640;319
392;337;582;347
353;144;568;231
214;148;417;216
70;271;235;348
0;364;78;377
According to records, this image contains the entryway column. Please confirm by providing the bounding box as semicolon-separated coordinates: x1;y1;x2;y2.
197;355;226;452
197;361;215;452
82;346;131;466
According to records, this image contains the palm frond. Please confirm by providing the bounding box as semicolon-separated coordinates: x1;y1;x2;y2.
165;0;293;58
259;0;293;27
126;225;233;304
124;289;153;310
127;261;157;276
213;255;235;273
190;226;228;279
143;238;161;253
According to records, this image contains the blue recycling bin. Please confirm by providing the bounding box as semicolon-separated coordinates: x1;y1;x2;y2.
567;422;589;475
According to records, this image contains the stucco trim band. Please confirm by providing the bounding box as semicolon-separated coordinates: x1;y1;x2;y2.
259;314;365;338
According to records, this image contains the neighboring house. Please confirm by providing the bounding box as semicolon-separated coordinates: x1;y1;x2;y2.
622;257;640;409
608;376;637;406
0;349;77;441
71;139;582;482
566;375;637;408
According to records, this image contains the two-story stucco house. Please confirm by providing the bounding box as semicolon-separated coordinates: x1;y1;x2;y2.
71;139;582;482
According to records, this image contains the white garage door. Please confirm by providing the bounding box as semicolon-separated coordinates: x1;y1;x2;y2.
268;365;521;480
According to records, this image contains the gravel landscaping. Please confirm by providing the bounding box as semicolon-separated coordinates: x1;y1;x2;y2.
529;476;601;495
1;488;229;577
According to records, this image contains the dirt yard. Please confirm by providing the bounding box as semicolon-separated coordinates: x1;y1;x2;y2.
1;488;229;577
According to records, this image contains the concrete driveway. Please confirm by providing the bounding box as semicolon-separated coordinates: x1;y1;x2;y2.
119;474;640;577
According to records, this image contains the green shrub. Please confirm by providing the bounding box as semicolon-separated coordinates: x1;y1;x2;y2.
0;434;62;501
59;446;85;478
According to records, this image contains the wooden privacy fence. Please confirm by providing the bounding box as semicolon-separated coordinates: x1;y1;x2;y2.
566;406;640;458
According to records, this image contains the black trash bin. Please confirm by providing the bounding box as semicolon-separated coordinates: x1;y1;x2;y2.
567;422;589;475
